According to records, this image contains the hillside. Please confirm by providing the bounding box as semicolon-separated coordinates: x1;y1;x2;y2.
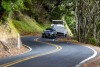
0;22;28;58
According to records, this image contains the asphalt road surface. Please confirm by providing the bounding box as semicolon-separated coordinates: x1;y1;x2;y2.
0;36;95;67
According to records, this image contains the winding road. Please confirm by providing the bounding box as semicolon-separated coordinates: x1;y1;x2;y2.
0;36;97;67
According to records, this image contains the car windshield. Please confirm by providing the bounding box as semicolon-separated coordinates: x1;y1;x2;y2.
45;28;53;31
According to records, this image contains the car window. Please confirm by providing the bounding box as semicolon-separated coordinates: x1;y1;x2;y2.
46;28;53;31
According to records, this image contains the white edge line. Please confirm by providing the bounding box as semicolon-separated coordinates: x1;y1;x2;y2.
23;44;32;53
75;46;97;67
15;44;32;56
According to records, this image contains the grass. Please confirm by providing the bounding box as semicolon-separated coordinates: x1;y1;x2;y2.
8;19;19;35
62;16;73;37
65;23;73;37
11;14;50;35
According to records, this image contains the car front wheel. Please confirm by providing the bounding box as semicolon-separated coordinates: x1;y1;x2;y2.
51;34;56;39
42;35;45;38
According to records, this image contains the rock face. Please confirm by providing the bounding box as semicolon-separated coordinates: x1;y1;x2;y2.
0;24;18;53
0;24;28;58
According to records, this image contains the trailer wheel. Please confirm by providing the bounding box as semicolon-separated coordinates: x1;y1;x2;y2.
64;34;67;37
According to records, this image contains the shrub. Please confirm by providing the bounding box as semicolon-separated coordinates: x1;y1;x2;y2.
88;37;97;45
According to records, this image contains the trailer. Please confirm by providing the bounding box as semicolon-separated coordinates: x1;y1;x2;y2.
51;20;67;37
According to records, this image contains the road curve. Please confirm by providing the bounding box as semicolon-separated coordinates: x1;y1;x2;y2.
0;36;97;67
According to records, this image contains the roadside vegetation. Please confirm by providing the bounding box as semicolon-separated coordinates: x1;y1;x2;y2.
0;0;100;57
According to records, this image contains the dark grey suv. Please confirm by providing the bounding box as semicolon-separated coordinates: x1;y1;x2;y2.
42;28;57;39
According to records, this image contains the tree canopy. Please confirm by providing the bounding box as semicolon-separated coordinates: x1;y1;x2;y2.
0;0;100;46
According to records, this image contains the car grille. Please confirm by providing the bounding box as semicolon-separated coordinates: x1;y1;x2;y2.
57;32;64;36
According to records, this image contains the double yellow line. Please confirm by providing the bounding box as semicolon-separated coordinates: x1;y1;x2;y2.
0;38;62;67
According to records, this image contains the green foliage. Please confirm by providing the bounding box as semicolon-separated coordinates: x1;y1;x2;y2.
0;0;99;46
64;15;75;29
51;7;62;20
11;14;49;35
1;0;11;21
1;0;11;12
13;0;25;11
12;20;34;34
2;0;25;11
8;19;19;34
88;37;97;45
0;0;25;24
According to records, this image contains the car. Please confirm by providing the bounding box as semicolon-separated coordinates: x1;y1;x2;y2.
42;28;57;39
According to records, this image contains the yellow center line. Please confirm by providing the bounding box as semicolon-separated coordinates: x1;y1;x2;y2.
0;38;62;67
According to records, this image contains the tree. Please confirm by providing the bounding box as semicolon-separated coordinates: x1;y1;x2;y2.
74;0;100;45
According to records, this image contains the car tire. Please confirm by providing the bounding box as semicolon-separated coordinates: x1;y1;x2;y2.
54;35;57;38
50;35;54;39
42;35;45;38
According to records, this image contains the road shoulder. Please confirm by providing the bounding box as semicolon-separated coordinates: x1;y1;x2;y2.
0;45;29;58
